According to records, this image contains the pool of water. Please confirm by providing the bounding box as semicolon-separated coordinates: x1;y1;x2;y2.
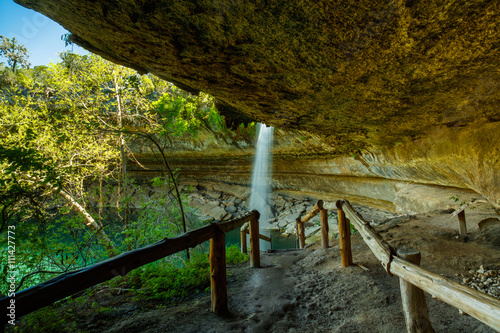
225;228;297;251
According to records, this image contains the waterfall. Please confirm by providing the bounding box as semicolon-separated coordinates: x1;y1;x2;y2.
250;123;274;229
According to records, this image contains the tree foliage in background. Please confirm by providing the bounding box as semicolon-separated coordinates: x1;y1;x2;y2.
0;44;235;293
0;36;31;72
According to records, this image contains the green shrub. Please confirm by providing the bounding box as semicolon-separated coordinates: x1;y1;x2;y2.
12;306;79;333
226;245;248;265
115;245;248;302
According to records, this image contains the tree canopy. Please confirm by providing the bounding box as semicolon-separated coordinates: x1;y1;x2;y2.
0;36;30;72
0;44;232;292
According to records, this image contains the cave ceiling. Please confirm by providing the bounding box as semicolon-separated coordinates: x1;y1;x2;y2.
16;0;500;152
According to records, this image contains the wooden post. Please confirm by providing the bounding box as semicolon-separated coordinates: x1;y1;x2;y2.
244;229;272;242
210;227;228;315
240;222;248;254
336;200;352;267
320;208;329;249
240;231;247;254
458;211;467;236
397;248;434;333
249;210;260;268
296;218;306;249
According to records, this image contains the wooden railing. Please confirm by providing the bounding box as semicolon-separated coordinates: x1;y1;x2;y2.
336;199;500;332
240;222;272;256
295;200;329;249
0;210;261;328
6;199;499;331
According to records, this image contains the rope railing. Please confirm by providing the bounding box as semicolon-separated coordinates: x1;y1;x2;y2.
337;199;500;332
1;210;261;328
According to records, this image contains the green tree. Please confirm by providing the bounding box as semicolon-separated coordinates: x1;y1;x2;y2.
0;36;30;72
0;52;135;257
0;45;233;292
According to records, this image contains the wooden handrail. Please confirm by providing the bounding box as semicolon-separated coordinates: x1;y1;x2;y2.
0;211;259;326
338;199;500;331
296;200;329;249
240;222;272;242
338;200;395;272
239;221;271;254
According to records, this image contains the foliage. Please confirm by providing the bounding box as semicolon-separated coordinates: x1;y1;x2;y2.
12;305;79;333
15;246;247;332
0;40;240;296
449;195;477;210
152;87;225;137
0;36;30;72
111;245;248;302
0;146;59;230
120;177;203;251
349;222;358;235
225;244;249;264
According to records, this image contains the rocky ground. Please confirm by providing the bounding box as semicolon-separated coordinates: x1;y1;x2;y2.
185;185;401;239
10;190;500;333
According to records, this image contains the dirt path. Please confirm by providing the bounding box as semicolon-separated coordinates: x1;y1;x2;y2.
13;203;500;333
104;239;497;332
103;207;499;333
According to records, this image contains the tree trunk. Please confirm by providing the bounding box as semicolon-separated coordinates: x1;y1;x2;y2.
25;176;117;257
58;188;117;258
115;76;131;251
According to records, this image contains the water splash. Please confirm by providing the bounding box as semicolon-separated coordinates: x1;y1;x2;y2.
250;123;274;229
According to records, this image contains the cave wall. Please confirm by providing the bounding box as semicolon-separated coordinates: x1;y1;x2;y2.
128;121;499;213
15;0;500;213
15;0;500;150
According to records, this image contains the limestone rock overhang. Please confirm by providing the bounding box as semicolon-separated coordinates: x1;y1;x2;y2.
15;0;500;148
14;0;500;211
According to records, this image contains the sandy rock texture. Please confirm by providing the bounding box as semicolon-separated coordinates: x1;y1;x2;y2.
15;0;500;212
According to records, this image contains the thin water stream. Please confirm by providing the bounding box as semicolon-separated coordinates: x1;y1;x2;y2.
249;123;274;229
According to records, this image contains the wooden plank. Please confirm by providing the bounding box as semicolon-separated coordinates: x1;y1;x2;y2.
458;211;467;236
217;212;255;233
334;199;499;331
450;203;468;218
240;231;247;254
0;223;217;324
391;257;500;331
0;211;257;325
397;249;434;333
299;200;323;223
243;229;271;242
296;218;306;249
210;227;228;315
240;221;249;254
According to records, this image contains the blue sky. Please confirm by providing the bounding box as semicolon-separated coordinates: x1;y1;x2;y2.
0;0;88;67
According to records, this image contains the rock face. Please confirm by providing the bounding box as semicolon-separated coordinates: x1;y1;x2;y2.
16;0;500;212
128;123;499;213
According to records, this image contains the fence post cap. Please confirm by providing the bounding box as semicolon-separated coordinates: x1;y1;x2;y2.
335;200;344;209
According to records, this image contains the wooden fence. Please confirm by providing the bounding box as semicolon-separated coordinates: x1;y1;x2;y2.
4;199;499;332
240;222;271;256
296;200;329;249
336;199;500;332
0;210;261;328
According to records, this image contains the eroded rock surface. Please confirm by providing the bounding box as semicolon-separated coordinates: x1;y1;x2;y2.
16;0;500;212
